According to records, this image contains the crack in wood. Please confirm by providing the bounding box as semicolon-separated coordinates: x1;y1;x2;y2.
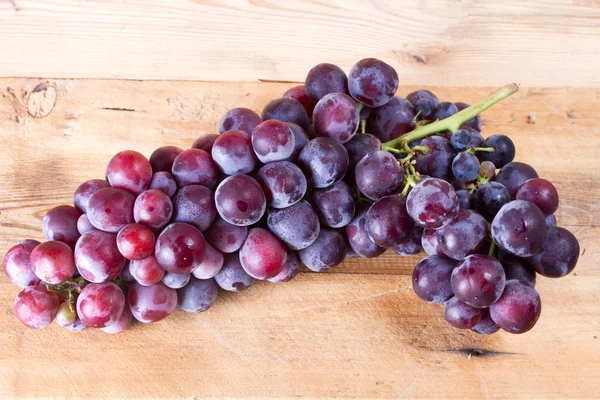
98;107;146;112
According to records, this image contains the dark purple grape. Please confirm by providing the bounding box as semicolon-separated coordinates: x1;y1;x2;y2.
406;90;439;120
268;250;301;283
367;97;415;142
215;175;266;226
365;195;414;248
171;148;219;189
452;152;480;182
172;185;217;232
3;240;41;288
75;230;125;283
304;63;348;102
129;255;166;286
204;216;247;253
414;136;456;180
42;205;81;248
192;243;223;279
298;229;346;272
148;171;177;198
14;285;59;329
30;241;75;284
436;210;487;260
471;309;500;335
491;200;547;257
177;277;218;313
87;187;135;233
355;150;404;200
421;228;447;256
284;85;315;117
392;226;424;256
262;97;309;130
456;189;471;210
134;189;173;230
451;254;506;308
128;282;177;323
214;252;255;292
107;150;153;196
496;162;539;199
525;227;579;278
412;255;456;303
192;134;219;153
284;123;310;162
406;178;459;229
348;58;398;107
501;255;536;287
345;208;386;258
76;282;125;328
100;306;132;334
267;200;320;250
545;214;557;227
313;93;359;143
311;181;355;228
490;280;541;334
116;223;156;261
478;134;515;168
257;161;307;209
297;138;349;189
344;133;382;174
155;223;206;274
252;119;296;163
211;130;258;176
479;161;496;179
444;297;483;329
455;102;482;131
449;127;484;152
74;179;111;213
149;146;183;173
219;108;262;135
432;102;458;120
516;178;559;216
240;228;287;280
472;182;511;222
162;272;191;289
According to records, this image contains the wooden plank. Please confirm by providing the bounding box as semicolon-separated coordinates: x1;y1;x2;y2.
0;1;600;87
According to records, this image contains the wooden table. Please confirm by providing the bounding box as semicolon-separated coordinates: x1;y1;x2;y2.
1;1;599;399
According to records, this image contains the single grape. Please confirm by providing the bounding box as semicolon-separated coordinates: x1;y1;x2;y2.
454;102;482;131
148;171;177;198
366;195;414;248
451;254;506;308
14;285;59;329
344;133;382;178
76;282;125;328
311;181;355;228
444;297;483;329
436;210;487;260
313;92;359;143
129;255;166;286
348;58;398;107
42;205;82;248
117;223;156;260
516;178;559;216
74;179;111;213
525;227;579;278
215;175;266;226
128;282;177;323
262;97;309;130
406;89;440;120
345;207;386;258
472;182;511;222
406;178;459;229
106;150;153;196
421;228;447;256
268;250;301;283
87;187;135;233
214;252;256;292
252;119;296;163
257;161;307;209
490;280;541;334
204;216;248;253
155;223;206;274
30;241;75;284
478;134;515;168
496;162;539;199
297;137;349;189
432;102;458;120
298;228;346;272
171;148;219;189
212;130;258;176
149;146;183;173
172;185;217;232
133;189;173;231
304;63;348;102
267;200;320;250
479;161;496;179
284;85;315;117
545;214;557;227
177;277;218;313
392;226;424;256
75;230;126;283
192;134;219;153
367;97;415;142
471;309;500;335
452;152;480;182
414;136;457;180
355;150;404;200
491;200;547;257
162;272;191;289
412;255;456;303
284;122;310;162
3;239;41;288
192;242;223;279
100;306;132;334
64;318;87;332
456;189;471;210
54;302;76;327
501;255;536;287
219;107;262;135
449;127;484;152
239;228;287;280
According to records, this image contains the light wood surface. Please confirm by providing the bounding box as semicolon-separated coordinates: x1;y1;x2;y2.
1;0;600;87
0;78;598;399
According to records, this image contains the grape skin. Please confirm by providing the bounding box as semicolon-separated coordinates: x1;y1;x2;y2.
406;178;459;229
297;137;349;189
525;227;579;278
171;148;220;189
129;255;166;286
495;162;539;198
501;255;537;287
219;108;262;135
345;208;386;258
284;123;310;162
435;210;487;260
304;63;348;102
42;205;82;248
313;92;360;143
100;306;132;334
75;230;126;283
215;175;266;226
148;171;177;198
14;285;59;329
406;90;440;121
149;146;183;173
412;255;456;303
344;133;382;180
192;243;224;279
490;280;541;334
162;272;191;289
283;85;315;117
239;228;287;280
106;150;153;196
3;240;41;288
177;277;219;313
454;102;482;131
515;178;559;216
451;254;506;308
262;98;310;130
449;127;484;152
365;195;414;248
251;120;296;163
268;250;301;283
211;130;258;176
74;179;111;213
452;152;480;183
116;223;156;261
367;97;415;142
298;229;346;272
30;241;76;284
204;216;248;254
133;189;173;231
76;282;125;328
155;222;206;275
355;150;404;200
257;161;307;209
192;134;219;153
128;282;177;323
214;252;256;292
348;58;399;107
421;228;447;256
491;200;547;257
455;189;471;210
471;309;500;335
414;136;456;181
432;102;458;121
172;185;217;232
472;182;511;222
392;226;424;256
87;187;135;233
478;134;515;168
311;181;356;228
444;296;483;329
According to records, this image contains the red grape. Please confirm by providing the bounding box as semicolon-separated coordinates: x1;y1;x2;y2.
311;180;355;228
297;137;349;189
75;230;126;283
77;214;95;235
348;58;399;107
100;305;132;334
128;282;177;323
451;254;506;308
366;195;414;248
4;239;41;288
162;272;191;289
204;216;248;253
455;189;471;210
257;161;307;209
491;200;547;257
525;227;579;278
214;252;256;292
148;171;177;198
177;277;218;313
304;63;348;102
117;223;156;260
471;308;500;335
149;146;183;173
106;150;152;196
155;223;206;274
191;243;223;279
490;280;541;334
239;228;287;280
14;285;59;329
355;150;404;200
414;136;456;181
267;250;301;283
73;179;111;213
133;189;173;231
211;130;258;176
412;255;456;303
444;297;483;329
435;210;487;260
421;228;447;256
495;162;539;198
87;187;135;233
172;185;217;231
219;107;261;135
267;200;320;250
284;85;315;117
452;152;480;182
171;148;219;189
406;178;459;229
42;205;82;248
313;92;359;143
392;225;424;256
367;97;415;142
344;133;382;178
284;122;310;162
252;120;296;163
30;241;76;284
345;208;386;258
76;282;125;328
432;102;458;120
472;182;511;222
298;228;346;272
501;255;536;287
215;175;266;226
192;134;219;153
516;178;559;216
262;97;309;130
129;255;166;286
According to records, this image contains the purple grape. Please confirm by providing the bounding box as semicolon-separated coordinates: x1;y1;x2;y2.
495;162;539;198
516;178;559;216
45;203;83;247
155;223;206;275
162;272;191;289
449;127;484;152
432;102;458;120
355;150;404;200
177;277;218;313
215;175;266;226
311;181;355;228
345;207;386;258
454;102;482;131
267;200;320;250
414;136;456;180
219;108;262;135
348;58;398;107
451;254;506;308
297;137;349;189
128;282;177;323
268;251;301;283
4;240;41;288
412;255;456;303
148;171;177;198
149;146;183;173
76;282;125;328
435;210;487;260
262;98;309;130
75;230;125;283
406;178;459;229
421;228;447;256
545;214;557;227
344;133;382;175
204;216;248;253
491;200;547;257
74;179;111;213
87;187;135;233
365;195;414;248
212;130;258;176
501;255;536;287
100;306;132;334
171;148;219;189
284;122;310;162
304;63;348;102
214;252;255;292
367;97;416;142
252;119;296;163
192;243;223;279
392;226;424;256
298;229;346;272
30;241;75;284
240;228;287;280
456;189;471;210
444;297;483;329
14;285;59;329
133;189;173;231
472;182;511;222
284;85;316;117
490;280;541;334
478;134;515;168
257;161;307;209
106;150;153;196
471;309;500;335
192;134;219;153
172;185;217;232
406;90;440;120
525;227;579;278
313;93;359;143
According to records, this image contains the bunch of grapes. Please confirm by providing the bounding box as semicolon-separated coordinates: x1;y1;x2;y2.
4;58;579;336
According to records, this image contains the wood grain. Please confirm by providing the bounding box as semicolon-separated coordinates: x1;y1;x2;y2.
1;0;600;87
0;79;599;399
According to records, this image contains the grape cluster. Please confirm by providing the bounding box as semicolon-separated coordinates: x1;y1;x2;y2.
4;58;579;336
